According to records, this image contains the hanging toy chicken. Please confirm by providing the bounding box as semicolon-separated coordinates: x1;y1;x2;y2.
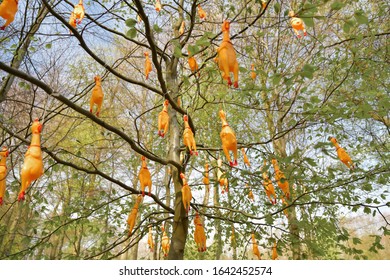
73;0;85;25
194;212;207;252
179;20;185;35
216;20;239;88
18;119;44;201
329;137;355;169
217;158;228;193
203;162;210;193
250;64;257;80
0;0;18;30
288;10;307;38
247;184;254;201
155;0;162;12
68;12;77;33
161;226;170;257
241;148;251;167
272;158;290;200
262;161;277;205
89;75;104;117
261;0;267;10
158;99;169;137
219;110;237;166
183;115;198;156
127;194;143;236
198;5;206;20
272;241;278;260
139;156;152;196
144;51;152;80
147;225;154;252
0;147;9;206
187;50;199;77
180;172;192;215
251;233;261;260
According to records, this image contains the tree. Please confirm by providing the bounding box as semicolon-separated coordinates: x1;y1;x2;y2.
0;0;389;260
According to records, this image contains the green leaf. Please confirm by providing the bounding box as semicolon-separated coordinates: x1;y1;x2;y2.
126;28;137;39
274;2;281;14
354;10;369;25
302;17;314;28
45;43;52;49
153;24;163;33
173;46;183;58
300;64;315;79
125;18;137;28
188;45;199;56
330;1;346;10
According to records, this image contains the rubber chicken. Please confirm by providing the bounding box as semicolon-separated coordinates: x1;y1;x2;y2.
0;147;9;206
180;173;192;215
183;115;198;156
18;119;44;201
261;0;267;10
241;148;251;166
288;10;307;38
0;0;18;30
219;110;237;166
251;233;261;260
262;161;277;205
144;51;152;79
68;12;77;33
272;241;278;260
203;163;210;193
194;212;207;252
246;184;254;201
127;195;143;236
250;64;257;80
179;21;185;35
272;158;290;200
329;137;355;169
147;225;154;252
73;0;85;25
155;0;162;12
198;5;206;20
161;226;170;257
89;75;104;117
139;156;152;196
217;158;228;193
187;50;199;76
158;100;169;137
216;21;239;88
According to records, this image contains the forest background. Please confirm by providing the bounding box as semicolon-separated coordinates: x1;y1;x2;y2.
0;0;389;260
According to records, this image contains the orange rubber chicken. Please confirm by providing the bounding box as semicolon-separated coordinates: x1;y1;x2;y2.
219;110;237;166
0;0;18;30
251;233;261;260
127;195;143;236
194;212;207;252
329;137;355;169
272;158;290;200
241;148;251;166
217;158;228;193
139;156;152;196
144;52;152;80
198;5;206;20
187;50;199;76
262;161;277;205
261;0;267;10
179;20;185;35
73;0;85;25
161;226;170;257
246;184;254;201
158;100;169;137
18;119;44;201
288;10;307;38
0;147;9;206
155;0;162;12
203;163;210;192
89;75;104;117
181;172;192;215
183;115;198;156
216;21;239;88
250;64;257;80
68;12;77;33
272;241;278;260
147;225;154;252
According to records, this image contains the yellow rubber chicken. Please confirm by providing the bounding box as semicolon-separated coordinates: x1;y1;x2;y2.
250;64;257;80
147;225;154;252
216;21;239;88
203;163;210;193
329;137;355;169
194;212;207;252
18;119;44;201
179;20;185;35
251;233;261;260
198;5;206;20
0;0;18;30
158;100;169;137
288;10;307;38
139;156;152;196
272;158;290;200
73;0;85;24
161;226;170;257
219;110;237;166
217;158;228;194
0;147;9;206
89;75;104;117
241;148;251;166
272;241;278;260
183;115;198;156
181;173;192;215
144;52;152;79
155;0;162;12
262;160;277;205
188;50;199;76
127;195;143;236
